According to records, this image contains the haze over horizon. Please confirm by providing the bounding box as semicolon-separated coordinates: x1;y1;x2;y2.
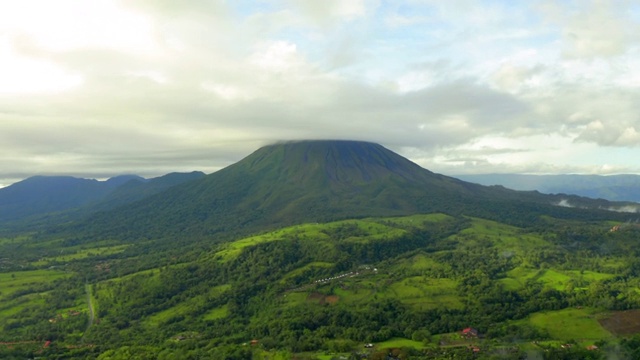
2;1;640;187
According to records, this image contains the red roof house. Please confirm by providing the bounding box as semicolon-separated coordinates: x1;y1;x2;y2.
461;327;478;338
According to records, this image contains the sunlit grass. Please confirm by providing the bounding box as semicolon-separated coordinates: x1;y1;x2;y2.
376;337;426;349
528;308;612;341
0;269;70;300
31;245;129;266
212;213;453;262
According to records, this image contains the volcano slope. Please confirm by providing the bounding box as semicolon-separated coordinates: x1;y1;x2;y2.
53;140;629;244
1;140;639;359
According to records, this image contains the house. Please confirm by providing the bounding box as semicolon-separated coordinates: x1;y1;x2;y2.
461;327;478;338
250;339;259;346
587;345;599;351
364;343;374;348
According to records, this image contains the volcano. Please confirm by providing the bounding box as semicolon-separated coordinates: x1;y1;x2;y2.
62;140;624;242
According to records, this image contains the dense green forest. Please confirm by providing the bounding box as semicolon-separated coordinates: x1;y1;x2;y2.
3;212;640;359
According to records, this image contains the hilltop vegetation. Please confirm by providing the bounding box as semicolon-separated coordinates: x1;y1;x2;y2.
3;213;640;359
0;172;205;233
45;141;631;246
2;140;640;359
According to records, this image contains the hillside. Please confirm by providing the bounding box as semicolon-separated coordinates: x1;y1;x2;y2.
0;172;205;232
2;140;640;359
59;140;632;243
3;212;640;359
0;175;142;223
89;171;206;211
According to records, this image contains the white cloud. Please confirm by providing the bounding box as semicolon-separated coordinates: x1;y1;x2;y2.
0;0;157;53
249;41;302;72
538;0;639;59
490;63;544;93
286;0;373;24
1;0;640;185
0;40;83;94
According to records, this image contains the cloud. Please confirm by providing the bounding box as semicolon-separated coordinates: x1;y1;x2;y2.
283;0;374;24
538;0;639;59
490;64;545;93
606;205;640;213
1;0;640;185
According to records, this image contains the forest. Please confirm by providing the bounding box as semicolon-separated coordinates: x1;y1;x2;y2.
2;212;640;359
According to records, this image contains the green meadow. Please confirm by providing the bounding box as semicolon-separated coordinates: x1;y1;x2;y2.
0;269;75;331
527;308;612;341
212;213;454;262
376;337;426;349
31;245;129;266
203;304;229;321
451;217;551;254
0;269;70;300
0;294;45;320
144;284;231;326
386;276;462;310
279;262;334;285
499;266;616;291
406;254;450;272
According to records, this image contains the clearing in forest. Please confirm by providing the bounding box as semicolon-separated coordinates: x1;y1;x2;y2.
527;308;612;341
599;310;640;336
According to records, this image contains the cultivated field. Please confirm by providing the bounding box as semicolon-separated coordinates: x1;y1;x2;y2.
599;310;640;336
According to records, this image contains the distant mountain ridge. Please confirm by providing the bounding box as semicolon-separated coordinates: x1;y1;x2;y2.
58;140;635;243
0;171;205;227
457;174;640;203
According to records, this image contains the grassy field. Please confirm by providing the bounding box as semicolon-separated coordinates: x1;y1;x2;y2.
499;267;616;291
279;262;334;284
376;337;426;349
0;269;70;300
251;349;295;360
0;269;72;329
282;292;309;307
0;294;45;320
144;284;231;326
452;218;551;254
31;245;129;266
203;304;229;321
527;308;612;341
407;254;449;271
385;276;462;310
284;270;462;311
211;213;453;262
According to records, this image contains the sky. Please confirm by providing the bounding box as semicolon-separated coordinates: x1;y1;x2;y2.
1;0;640;187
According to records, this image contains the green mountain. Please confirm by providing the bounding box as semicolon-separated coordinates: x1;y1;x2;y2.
65;140;631;243
0;175;142;223
0;172;205;233
89;171;206;211
3;140;640;360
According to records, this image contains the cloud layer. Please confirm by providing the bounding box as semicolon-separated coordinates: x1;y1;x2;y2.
1;0;640;186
